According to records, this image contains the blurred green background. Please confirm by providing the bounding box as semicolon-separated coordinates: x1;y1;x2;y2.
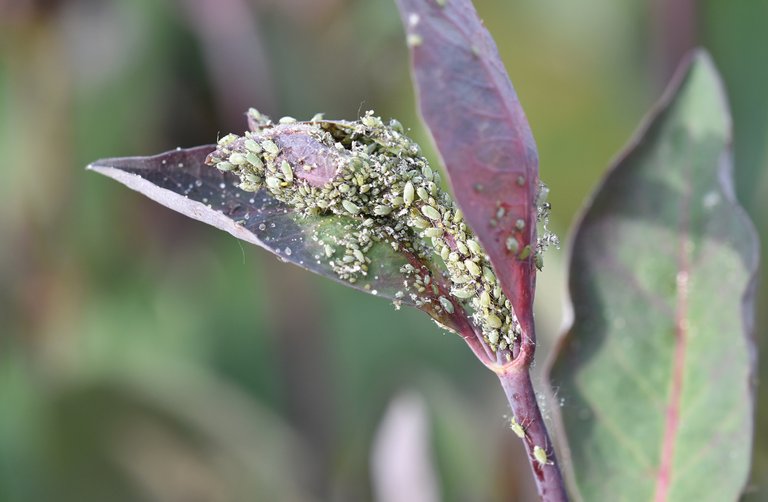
1;0;766;501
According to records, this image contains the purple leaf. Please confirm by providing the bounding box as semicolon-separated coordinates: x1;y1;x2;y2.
396;0;540;359
88;141;491;361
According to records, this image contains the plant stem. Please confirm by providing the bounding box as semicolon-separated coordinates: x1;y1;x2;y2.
498;366;568;502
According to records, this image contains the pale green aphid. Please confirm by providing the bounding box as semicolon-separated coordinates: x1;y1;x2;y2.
510;417;527;439
207;110;554;352
533;445;552;466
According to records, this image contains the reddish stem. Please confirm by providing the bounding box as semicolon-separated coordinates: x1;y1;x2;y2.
498;366;568;501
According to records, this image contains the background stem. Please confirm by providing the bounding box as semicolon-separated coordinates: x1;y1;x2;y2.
498;367;568;501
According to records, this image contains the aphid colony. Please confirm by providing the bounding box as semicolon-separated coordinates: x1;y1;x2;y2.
206;110;545;352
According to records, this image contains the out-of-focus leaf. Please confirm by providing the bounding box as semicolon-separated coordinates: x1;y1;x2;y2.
548;51;759;501
88;143;486;354
396;0;539;342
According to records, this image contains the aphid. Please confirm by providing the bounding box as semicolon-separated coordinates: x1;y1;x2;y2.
261;140;279;155
279;116;297;124
246;152;263;168
229;152;247;165
417;186;430;201
506;236;520;253
403;182;415;205
519;245;532;260
266;176;281;189
407;33;423;47
216;161;235;172
245;139;262;153
533;445;552;466
515;219;525;230
452;287;474;299
486;313;502;329
421;205;441;221
374;205;393;216
464;260;481;277
516;175;525;186
509;417;527;439
466;239;482;255
438;296;454;314
281;161;294;182
342;200;361;214
424;227;444;238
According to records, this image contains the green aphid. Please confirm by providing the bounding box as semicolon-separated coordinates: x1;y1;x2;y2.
506;236;520;253
515;219;526;230
464;259;481;277
246;152;264;169
245;172;262;184
466;239;482;255
342;200;361;215
452;288;475;299
510;418;526;439
533;445;551;466
417;187;430;201
217;161;235;172
266;176;281;189
519;245;532;260
407;33;423;48
261;140;279;155
421;205;441;221
411;217;430;229
424;227;444;238
374;205;393;216
480;290;492;307
486;313;502;329
229;152;247;165
438;296;454;314
245;139;262;153
403;182;415;205
281;161;293;182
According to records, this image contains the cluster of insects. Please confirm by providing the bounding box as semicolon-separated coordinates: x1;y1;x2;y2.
206;110;555;353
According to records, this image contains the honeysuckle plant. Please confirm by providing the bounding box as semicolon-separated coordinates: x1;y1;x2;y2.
89;0;759;500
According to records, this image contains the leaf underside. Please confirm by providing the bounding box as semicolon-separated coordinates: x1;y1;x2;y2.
88;144;471;336
548;51;759;502
396;0;540;341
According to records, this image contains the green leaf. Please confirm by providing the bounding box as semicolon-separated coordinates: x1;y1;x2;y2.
547;51;759;501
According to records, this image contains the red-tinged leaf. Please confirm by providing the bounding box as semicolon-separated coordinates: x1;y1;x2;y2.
396;0;540;353
547;52;759;501
88;142;491;361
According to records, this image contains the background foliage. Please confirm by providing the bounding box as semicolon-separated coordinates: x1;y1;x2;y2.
1;0;766;500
